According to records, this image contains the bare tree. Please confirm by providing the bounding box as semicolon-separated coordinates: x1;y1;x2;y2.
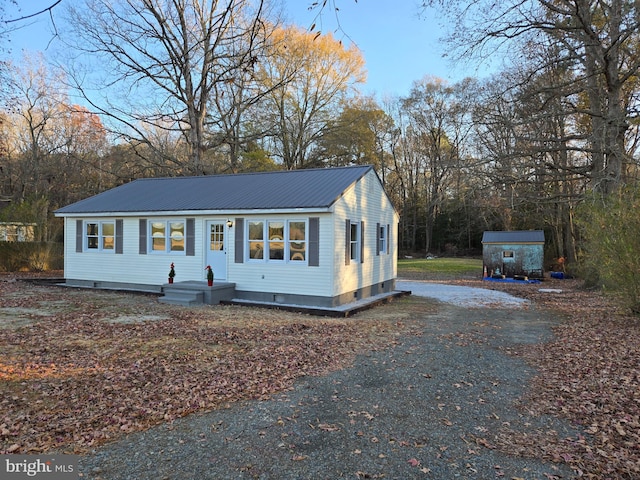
64;0;270;175
424;0;640;194
401;76;475;253
2;52;111;202
3;53;68;200
257;24;366;169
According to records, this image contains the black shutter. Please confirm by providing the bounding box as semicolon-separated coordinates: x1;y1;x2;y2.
115;219;123;254
376;222;381;256
139;219;147;254
360;221;365;263
76;220;83;253
234;218;244;263
186;218;195;256
345;219;351;265
308;217;319;267
387;223;390;254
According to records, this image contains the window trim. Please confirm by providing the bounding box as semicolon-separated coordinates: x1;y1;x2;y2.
149;219;186;254
378;223;387;255
246;218;308;264
288;220;307;263
350;221;360;262
84;220;116;253
347;220;361;264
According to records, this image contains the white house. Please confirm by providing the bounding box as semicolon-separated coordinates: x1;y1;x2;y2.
55;165;399;308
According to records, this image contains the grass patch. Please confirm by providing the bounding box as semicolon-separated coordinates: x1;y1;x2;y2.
398;257;483;280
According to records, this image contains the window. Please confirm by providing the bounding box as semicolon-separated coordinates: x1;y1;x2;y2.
248;221;264;259
378;224;387;254
288;221;306;261
87;223;99;249
102;222;115;250
151;222;166;251
169;221;184;251
268;221;284;260
247;219;307;262
503;250;514;258
0;223;35;242
150;220;185;253
345;219;364;265
209;223;224;251
85;221;115;251
350;221;360;262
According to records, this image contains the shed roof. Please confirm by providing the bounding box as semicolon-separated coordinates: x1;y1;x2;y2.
482;230;545;244
56;165;375;215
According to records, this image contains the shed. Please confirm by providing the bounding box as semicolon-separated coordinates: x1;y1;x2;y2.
55;165;399;308
481;230;545;279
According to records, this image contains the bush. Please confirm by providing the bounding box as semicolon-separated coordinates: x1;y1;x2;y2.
0;242;63;272
576;186;640;312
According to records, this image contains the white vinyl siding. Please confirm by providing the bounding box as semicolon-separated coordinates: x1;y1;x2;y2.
231;214;333;297
332;170;398;297
64;217;206;285
60;169;398;302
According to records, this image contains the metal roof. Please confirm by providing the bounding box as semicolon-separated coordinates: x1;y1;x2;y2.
482;230;545;244
56;165;374;215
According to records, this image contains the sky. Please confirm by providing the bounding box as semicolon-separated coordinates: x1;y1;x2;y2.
3;0;475;98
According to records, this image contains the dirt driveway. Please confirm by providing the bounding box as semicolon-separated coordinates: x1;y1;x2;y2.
76;286;578;479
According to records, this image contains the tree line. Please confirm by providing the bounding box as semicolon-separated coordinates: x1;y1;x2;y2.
2;0;640;307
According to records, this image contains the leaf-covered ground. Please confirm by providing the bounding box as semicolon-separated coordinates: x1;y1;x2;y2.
0;275;423;456
2;273;640;478
450;278;640;479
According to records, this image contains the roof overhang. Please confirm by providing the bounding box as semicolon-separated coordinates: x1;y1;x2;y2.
54;207;334;218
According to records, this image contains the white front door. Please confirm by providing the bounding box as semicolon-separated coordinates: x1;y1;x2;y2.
206;221;227;280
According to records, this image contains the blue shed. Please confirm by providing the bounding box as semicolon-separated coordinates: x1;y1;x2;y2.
481;230;545;279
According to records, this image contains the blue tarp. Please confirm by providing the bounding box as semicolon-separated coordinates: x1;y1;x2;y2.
483;277;542;284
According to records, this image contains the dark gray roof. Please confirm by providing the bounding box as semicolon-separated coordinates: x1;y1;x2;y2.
56;165;374;214
482;230;545;244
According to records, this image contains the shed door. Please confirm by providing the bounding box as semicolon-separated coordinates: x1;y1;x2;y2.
206;221;227;280
502;250;516;277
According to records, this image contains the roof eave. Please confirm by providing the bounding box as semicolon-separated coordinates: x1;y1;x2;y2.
55;207;334;218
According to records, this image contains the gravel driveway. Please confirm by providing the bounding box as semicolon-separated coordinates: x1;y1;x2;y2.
396;280;530;309
80;283;577;479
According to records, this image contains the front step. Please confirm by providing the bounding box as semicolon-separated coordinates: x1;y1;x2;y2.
159;290;204;306
159;281;236;306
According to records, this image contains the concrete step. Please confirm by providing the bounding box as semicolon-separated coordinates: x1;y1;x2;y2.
159;291;204;306
160;281;236;306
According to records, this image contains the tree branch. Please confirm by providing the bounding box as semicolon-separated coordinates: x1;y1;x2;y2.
6;0;62;23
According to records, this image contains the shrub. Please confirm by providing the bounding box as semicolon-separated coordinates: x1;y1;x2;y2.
0;242;63;272
576;186;640;312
